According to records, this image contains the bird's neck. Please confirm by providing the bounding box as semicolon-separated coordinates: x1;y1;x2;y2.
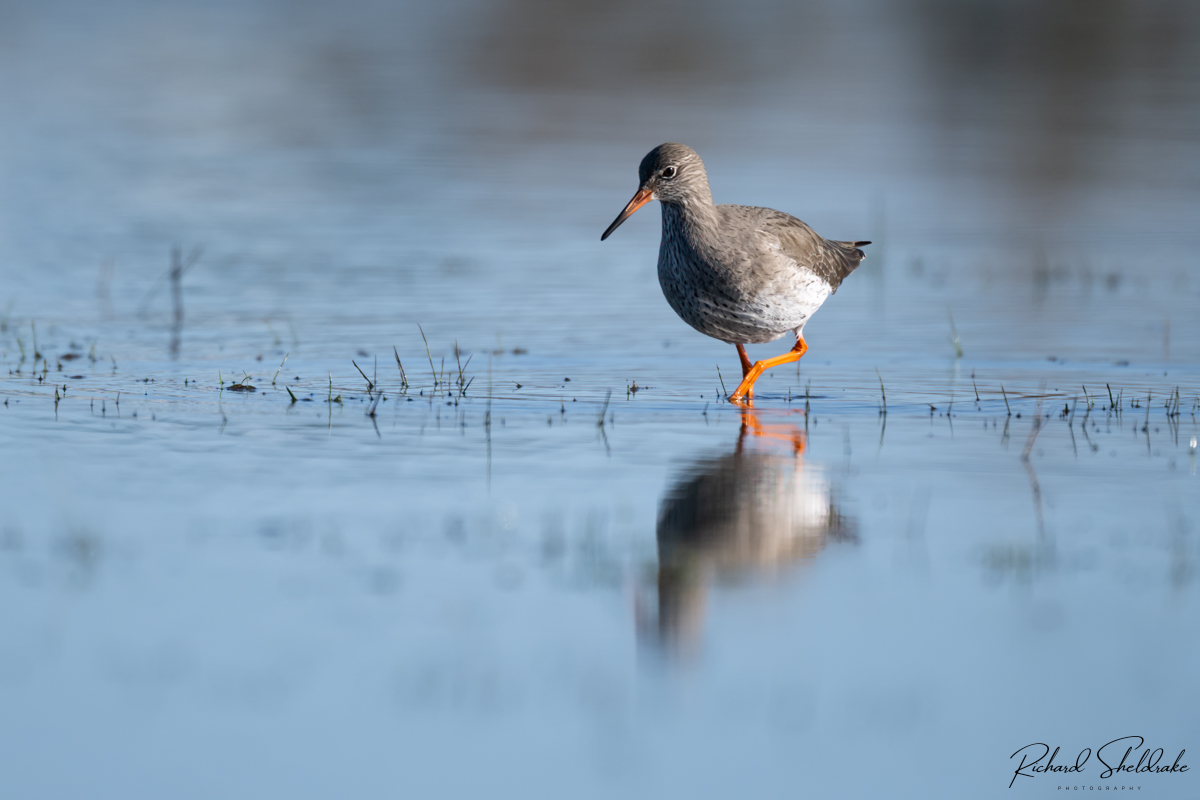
660;196;718;244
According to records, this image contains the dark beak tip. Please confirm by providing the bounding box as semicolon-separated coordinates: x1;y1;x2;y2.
600;217;625;241
601;186;651;242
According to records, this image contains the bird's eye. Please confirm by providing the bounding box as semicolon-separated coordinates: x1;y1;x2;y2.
661;166;677;179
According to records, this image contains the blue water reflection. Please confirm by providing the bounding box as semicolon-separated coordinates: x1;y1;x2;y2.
1;0;1199;797
646;411;855;655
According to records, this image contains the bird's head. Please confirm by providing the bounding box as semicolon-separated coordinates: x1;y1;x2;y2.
602;143;710;241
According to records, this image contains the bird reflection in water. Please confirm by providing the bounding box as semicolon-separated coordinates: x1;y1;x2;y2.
641;409;855;656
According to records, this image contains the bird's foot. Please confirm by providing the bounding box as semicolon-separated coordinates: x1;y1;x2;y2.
728;337;807;404
724;381;753;407
731;344;755;403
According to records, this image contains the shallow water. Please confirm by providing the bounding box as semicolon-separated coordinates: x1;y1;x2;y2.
3;1;1200;797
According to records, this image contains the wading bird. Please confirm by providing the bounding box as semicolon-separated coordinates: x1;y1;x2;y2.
602;143;869;404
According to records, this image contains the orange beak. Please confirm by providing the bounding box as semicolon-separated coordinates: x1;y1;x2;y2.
601;187;653;241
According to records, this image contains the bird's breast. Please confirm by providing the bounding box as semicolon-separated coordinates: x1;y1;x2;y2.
655;223;830;345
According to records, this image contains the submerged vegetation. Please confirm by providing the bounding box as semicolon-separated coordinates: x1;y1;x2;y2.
3;306;1196;453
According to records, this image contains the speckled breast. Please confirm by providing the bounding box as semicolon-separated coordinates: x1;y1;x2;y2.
656;236;830;346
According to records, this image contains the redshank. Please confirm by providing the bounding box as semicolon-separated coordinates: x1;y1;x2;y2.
601;143;869;404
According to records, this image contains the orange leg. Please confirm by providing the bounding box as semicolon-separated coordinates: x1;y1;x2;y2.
729;336;808;405
735;343;754;400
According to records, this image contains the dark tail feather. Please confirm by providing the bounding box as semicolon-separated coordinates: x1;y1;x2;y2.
824;240;871;291
834;239;871;264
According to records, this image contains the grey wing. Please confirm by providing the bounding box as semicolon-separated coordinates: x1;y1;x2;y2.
759;209;869;292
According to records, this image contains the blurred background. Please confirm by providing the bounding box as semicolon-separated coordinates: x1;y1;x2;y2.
2;0;1199;360
2;2;1199;798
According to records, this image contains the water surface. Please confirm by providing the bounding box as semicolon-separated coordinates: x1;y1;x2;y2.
2;1;1199;797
